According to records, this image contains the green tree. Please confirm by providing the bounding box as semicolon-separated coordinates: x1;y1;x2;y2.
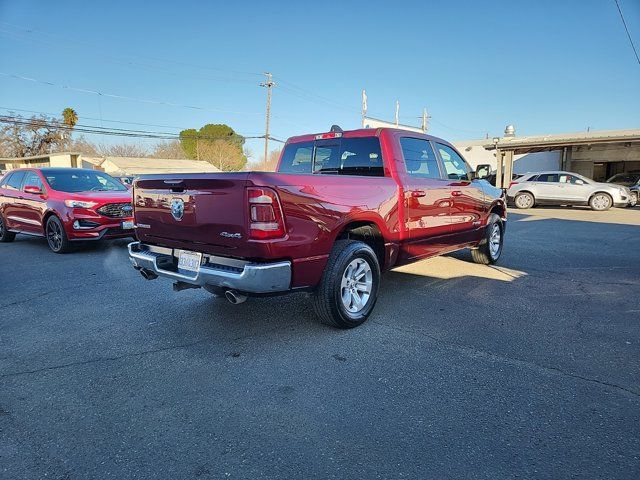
179;123;247;171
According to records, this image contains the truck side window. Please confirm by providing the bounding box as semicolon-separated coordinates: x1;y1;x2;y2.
436;143;470;180
335;137;384;177
278;142;314;174
400;138;440;179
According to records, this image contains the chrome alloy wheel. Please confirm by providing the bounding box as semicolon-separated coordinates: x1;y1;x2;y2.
592;194;611;210
489;222;502;259
515;193;533;208
340;258;373;314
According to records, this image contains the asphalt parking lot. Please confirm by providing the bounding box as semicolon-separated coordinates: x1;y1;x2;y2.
1;207;639;479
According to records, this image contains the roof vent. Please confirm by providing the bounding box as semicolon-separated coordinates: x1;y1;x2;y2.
504;125;516;137
330;125;343;133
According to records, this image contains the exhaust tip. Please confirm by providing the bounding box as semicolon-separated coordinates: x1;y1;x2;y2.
139;269;158;281
225;290;247;305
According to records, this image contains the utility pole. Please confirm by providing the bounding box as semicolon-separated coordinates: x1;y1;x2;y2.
421;108;430;133
260;72;276;168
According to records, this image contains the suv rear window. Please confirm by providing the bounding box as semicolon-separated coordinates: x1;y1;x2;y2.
279;137;384;177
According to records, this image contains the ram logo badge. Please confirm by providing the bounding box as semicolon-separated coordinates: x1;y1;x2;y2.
171;198;185;221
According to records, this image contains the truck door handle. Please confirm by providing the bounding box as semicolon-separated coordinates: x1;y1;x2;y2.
451;190;463;197
410;190;426;198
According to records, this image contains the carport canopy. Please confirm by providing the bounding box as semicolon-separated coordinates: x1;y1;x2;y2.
484;129;640;188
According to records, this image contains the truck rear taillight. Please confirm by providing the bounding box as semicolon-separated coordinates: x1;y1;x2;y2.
247;187;286;240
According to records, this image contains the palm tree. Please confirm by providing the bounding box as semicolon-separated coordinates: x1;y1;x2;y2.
61;107;78;148
62;107;78;128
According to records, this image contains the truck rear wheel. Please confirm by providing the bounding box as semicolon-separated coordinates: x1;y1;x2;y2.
471;213;504;265
312;240;380;329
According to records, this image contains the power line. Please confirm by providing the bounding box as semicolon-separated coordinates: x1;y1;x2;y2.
613;0;640;65
0;72;263;115
0;115;286;143
0;106;186;130
0;22;264;80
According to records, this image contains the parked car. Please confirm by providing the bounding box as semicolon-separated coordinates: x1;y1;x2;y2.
127;126;507;328
507;171;633;211
486;172;523;187
0;168;134;253
606;171;639;207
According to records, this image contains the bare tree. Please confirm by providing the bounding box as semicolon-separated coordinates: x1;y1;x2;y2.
68;135;99;155
262;149;281;171
97;143;149;157
0;113;71;157
151;140;187;159
196;139;246;171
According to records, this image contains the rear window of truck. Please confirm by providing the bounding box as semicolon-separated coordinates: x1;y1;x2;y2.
279;137;384;177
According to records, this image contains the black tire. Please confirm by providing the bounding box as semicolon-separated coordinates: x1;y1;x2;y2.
0;213;16;242
312;240;380;329
589;192;612;211
471;213;504;265
45;215;72;253
514;191;534;209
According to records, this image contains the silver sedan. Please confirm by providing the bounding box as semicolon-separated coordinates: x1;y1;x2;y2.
507;171;632;211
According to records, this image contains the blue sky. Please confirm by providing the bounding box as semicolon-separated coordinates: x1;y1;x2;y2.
1;0;639;162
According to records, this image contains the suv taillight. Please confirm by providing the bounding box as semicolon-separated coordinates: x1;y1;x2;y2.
508;181;518;188
247;187;286;240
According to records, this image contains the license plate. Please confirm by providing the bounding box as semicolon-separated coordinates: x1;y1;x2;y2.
122;220;135;230
178;251;202;273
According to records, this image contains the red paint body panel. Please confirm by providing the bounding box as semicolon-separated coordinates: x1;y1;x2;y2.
0;168;133;242
132;128;506;289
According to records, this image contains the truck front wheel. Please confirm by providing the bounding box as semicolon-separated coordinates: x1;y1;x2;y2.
470;213;504;265
312;240;380;329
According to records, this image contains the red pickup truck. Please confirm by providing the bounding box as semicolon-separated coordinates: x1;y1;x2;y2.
128;126;506;328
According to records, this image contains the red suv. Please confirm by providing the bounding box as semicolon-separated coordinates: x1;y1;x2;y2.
0;168;134;253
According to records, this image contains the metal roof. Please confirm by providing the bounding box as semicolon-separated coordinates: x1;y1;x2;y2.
478;128;640;154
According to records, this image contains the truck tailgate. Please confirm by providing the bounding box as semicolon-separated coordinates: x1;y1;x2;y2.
133;173;249;253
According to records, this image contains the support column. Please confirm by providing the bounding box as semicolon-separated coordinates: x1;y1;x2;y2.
503;150;514;188
495;149;503;188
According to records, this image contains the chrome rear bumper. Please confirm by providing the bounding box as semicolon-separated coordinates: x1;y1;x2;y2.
127;241;291;294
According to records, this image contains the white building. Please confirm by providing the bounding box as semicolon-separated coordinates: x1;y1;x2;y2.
0;152;220;175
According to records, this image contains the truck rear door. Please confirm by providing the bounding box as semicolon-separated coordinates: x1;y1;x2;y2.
133;173;250;254
395;136;452;259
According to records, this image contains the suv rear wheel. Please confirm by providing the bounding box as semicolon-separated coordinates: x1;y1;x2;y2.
0;213;16;242
514;192;534;209
312;240;380;329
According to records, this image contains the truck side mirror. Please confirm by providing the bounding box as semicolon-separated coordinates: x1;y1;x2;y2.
475;164;491;179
